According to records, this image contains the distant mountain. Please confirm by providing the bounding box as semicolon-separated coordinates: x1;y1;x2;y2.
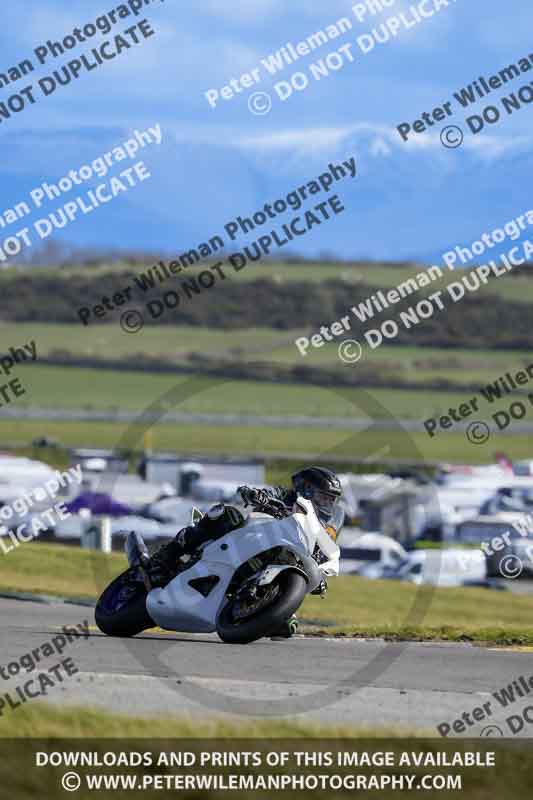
1;125;531;264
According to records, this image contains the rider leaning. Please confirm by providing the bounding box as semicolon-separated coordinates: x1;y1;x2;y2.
147;466;343;588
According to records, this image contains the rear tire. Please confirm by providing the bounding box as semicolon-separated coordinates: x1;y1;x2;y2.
95;569;154;637
216;571;307;644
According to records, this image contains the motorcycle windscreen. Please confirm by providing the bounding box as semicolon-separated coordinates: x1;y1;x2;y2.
324;504;345;542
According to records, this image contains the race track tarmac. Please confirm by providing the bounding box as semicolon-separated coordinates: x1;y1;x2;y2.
1;598;532;737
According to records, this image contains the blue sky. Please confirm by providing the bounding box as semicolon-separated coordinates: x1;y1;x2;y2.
1;0;532;261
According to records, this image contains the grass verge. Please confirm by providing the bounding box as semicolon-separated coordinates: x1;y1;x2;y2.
0;543;122;600
0;702;405;738
0;706;531;800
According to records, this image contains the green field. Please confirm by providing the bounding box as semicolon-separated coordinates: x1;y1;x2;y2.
13;260;425;287
6;321;533;392
255;340;532;385
10;360;533;424
1;322;299;361
3;311;533;465
19;259;533;303
5;321;532;372
1;347;532;463
12;362;517;417
2;412;533;464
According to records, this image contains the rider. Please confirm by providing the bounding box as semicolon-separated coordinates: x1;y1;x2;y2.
146;466;343;589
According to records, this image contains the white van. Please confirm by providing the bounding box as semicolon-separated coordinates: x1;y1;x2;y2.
394;549;487;587
339;531;407;576
456;513;533;577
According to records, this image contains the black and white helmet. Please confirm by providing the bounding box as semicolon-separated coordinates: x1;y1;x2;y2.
291;466;343;532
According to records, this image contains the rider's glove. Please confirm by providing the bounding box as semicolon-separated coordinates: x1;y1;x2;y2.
238;486;269;508
237;486;288;519
310;578;328;597
262;497;290;518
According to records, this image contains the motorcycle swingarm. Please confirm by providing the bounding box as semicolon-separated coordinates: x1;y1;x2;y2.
254;564;309;587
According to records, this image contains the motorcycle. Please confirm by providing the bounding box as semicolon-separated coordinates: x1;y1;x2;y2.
95;497;341;644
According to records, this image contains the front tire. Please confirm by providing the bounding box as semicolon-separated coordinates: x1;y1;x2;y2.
216;570;307;644
95;569;154;637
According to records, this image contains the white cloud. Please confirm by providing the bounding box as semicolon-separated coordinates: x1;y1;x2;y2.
234;120;532;164
238;126;354;153
461;133;532;160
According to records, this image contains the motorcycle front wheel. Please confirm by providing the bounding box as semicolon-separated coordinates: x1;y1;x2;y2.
216;570;307;644
95;569;154;637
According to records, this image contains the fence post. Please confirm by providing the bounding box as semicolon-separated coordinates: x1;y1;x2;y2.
81;516;112;553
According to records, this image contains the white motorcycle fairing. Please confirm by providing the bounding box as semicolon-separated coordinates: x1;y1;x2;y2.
146;499;340;634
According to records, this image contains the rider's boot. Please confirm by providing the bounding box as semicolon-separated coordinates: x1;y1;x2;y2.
126;531;150;569
147;504;245;588
270;615;299;639
146;534;189;588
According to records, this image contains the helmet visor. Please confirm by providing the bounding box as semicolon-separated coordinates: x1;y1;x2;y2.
312;489;341;525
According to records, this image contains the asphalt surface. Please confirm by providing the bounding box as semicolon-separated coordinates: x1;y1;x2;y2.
2;598;533;737
0;407;429;429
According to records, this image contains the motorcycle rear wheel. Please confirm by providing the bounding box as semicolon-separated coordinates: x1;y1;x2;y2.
95;569;154;637
216;570;307;644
